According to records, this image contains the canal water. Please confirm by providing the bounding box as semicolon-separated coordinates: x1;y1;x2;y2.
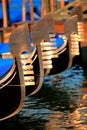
0;64;87;130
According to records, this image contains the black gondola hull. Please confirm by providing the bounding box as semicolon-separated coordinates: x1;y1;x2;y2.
0;62;25;121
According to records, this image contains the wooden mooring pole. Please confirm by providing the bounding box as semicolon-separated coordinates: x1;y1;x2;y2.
30;0;34;21
1;0;11;43
22;0;27;22
41;0;47;17
2;0;10;27
50;0;55;13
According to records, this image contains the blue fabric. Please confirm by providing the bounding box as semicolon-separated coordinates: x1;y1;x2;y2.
0;43;13;77
0;0;41;25
0;42;34;77
55;34;64;48
0;43;10;53
0;58;13;77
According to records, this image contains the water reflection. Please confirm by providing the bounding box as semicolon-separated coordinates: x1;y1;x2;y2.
1;64;87;129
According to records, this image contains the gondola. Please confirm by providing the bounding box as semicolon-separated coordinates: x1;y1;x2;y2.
64;15;81;66
0;13;81;121
0;23;44;121
70;5;87;65
64;5;87;66
31;13;74;75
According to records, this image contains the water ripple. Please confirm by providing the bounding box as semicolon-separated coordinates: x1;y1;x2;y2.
1;64;87;129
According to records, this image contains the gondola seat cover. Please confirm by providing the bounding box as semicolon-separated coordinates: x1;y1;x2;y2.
56;33;64;48
0;43;13;77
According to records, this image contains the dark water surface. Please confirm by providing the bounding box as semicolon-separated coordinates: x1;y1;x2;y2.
0;64;87;130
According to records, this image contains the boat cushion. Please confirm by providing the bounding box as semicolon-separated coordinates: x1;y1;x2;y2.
56;34;64;48
0;43;13;77
0;59;13;77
